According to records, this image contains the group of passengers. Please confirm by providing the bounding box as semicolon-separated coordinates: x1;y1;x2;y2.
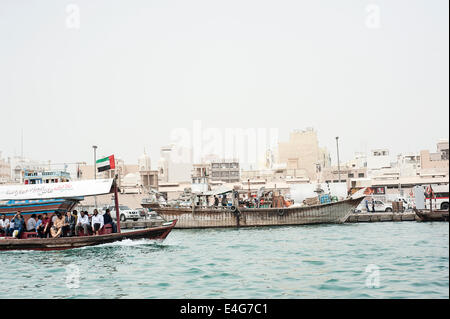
0;208;117;239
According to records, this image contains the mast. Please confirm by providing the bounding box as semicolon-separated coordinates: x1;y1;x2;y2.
114;175;121;233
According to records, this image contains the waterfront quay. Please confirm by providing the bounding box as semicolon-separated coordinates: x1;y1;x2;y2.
346;212;419;223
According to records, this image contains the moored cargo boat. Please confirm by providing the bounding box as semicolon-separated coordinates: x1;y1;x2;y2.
151;195;364;229
413;208;449;222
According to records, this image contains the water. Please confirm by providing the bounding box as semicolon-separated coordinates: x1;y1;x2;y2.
0;222;448;299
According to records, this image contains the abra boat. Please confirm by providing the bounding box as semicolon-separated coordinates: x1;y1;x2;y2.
149;191;365;229
0;220;177;251
0;178;177;251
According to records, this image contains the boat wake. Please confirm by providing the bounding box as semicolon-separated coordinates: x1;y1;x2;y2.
80;238;168;250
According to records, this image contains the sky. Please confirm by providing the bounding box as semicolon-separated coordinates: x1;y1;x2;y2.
0;0;448;171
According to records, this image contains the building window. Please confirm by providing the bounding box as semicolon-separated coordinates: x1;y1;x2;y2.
358;173;365;178
348;173;354;178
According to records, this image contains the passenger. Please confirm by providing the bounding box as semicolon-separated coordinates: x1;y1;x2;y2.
214;195;219;208
91;209;104;236
75;211;91;236
72;210;78;225
26;214;37;232
0;214;10;236
63;211;77;237
35;215;43;233
371;198;376;213
11;211;25;238
221;195;228;208
50;212;67;238
51;213;58;224
103;209;117;233
40;213;52;238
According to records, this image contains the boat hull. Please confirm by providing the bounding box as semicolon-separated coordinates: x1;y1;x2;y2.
413;209;449;222
151;198;363;229
0;220;177;251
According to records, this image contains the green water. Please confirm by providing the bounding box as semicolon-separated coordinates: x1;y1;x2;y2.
0;222;448;298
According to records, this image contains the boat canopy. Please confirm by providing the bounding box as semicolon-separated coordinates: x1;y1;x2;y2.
0;179;115;201
203;186;234;196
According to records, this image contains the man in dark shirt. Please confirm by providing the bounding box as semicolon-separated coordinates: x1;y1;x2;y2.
11;211;25;238
221;195;228;208
103;209;117;233
64;211;77;237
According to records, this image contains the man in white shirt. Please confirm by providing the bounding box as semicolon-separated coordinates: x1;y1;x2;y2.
75;211;91;236
91;209;104;236
0;214;10;236
26;214;37;232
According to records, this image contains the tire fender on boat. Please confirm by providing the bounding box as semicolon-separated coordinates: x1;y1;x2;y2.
277;208;285;216
231;206;241;216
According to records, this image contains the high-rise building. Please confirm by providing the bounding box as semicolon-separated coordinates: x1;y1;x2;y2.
158;144;192;183
210;159;240;183
277;128;330;180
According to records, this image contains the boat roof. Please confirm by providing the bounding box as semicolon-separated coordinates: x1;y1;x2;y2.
0;179;114;201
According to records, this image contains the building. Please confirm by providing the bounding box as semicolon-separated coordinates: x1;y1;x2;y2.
321;165;368;189
23;170;70;184
138;151;158;191
420;140;449;171
9;156;51;184
158;144;192;183
0;152;11;184
210;159;240;183
366;149;391;171
277;128;331;181
191;163;211;193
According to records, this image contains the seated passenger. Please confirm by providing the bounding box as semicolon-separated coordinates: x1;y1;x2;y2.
50;212;67;238
26;214;37;232
11;211;25;238
35;214;43;232
63;211;77;237
91;209;104;236
75;211;91;236
39;213;51;238
0;214;10;236
102;209;117;233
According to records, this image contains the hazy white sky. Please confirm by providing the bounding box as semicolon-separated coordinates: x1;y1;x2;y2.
0;0;448;170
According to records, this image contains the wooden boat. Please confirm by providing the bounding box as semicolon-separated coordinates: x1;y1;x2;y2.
0;178;177;251
150;195;365;229
0;220;177;251
413;208;449;222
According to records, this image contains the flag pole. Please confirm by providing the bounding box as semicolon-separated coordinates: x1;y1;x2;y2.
114;174;121;233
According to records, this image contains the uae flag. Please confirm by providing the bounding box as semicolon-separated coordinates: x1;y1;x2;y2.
96;155;115;172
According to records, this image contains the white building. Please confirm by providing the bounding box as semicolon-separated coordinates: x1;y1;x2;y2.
0;152;11;184
158;144;192;183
